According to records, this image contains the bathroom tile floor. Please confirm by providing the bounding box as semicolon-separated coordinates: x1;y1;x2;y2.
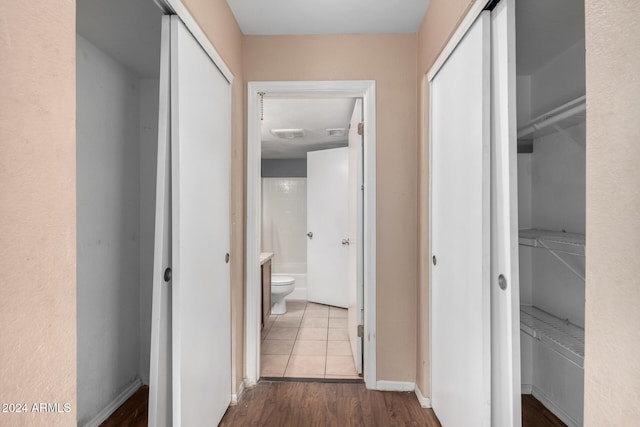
260;300;361;380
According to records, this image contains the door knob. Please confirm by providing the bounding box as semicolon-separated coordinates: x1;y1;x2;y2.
225;253;230;263
307;232;313;239
342;238;350;245
498;274;507;290
163;267;172;282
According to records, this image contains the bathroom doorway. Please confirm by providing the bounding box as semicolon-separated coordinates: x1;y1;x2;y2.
246;81;377;387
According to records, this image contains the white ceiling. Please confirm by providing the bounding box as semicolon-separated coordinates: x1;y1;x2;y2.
77;0;162;78
516;0;584;75
261;98;357;159
227;0;430;35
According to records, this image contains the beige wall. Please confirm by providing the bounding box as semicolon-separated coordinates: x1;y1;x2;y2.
584;1;640;424
415;0;476;395
244;34;419;381
0;1;77;425
181;0;246;393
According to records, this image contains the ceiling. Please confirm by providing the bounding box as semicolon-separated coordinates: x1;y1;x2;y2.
226;0;430;35
77;0;162;78
516;0;584;75
261;98;357;159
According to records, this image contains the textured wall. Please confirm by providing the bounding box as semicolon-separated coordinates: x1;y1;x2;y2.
584;1;640;424
416;0;476;396
0;0;77;425
244;34;419;382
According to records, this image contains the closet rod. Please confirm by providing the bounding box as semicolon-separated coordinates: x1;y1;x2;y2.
517;95;586;139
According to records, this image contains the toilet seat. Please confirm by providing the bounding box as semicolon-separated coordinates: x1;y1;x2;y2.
272;275;295;286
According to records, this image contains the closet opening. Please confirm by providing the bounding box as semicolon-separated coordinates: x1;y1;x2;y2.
516;0;586;425
76;0;162;424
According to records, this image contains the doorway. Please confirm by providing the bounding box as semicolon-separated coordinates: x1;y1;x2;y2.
245;81;377;388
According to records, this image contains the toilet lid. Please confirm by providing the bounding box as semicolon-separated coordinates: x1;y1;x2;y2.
272;275;295;286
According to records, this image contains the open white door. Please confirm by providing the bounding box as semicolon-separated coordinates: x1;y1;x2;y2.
307;147;349;308
170;15;231;426
347;100;364;374
490;1;521;425
430;11;491;427
149;15;172;427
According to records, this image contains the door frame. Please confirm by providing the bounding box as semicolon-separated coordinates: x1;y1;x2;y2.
245;80;377;388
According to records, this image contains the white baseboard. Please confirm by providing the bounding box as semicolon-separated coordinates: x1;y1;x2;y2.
414;384;432;408
83;377;143;427
521;384;532;394
230;379;247;405
376;380;415;392
532;385;580;427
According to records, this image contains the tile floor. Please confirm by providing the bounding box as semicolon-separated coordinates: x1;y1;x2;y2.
260;300;361;379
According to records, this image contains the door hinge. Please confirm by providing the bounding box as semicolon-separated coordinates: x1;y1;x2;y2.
357;324;364;338
361;184;364;191
357;122;364;136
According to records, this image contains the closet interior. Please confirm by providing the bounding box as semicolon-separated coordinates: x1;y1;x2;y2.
76;0;161;424
516;0;586;426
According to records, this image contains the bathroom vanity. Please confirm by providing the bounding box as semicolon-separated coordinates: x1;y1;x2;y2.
260;253;273;329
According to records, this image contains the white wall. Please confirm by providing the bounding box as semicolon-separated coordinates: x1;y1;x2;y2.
262;178;307;296
139;78;159;385
530;40;586;119
77;35;143;424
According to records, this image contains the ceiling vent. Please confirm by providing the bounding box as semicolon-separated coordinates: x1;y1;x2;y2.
271;129;305;139
326;128;346;137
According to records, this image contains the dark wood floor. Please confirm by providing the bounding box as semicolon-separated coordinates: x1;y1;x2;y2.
220;381;441;426
522;394;567;427
102;382;566;426
100;385;148;427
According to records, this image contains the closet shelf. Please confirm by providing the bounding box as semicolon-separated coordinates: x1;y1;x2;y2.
520;305;585;368
519;228;585;257
517;96;586;140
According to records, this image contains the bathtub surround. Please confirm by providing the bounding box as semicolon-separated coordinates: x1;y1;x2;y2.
262;159;307;177
262;178;308;299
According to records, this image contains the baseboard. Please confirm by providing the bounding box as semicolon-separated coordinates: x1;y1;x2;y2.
376;380;415;392
83;377;143;427
531;385;580;427
521;384;532;394
414;384;432;408
230;379;247;405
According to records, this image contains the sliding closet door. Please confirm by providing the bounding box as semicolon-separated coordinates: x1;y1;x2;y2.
149;16;173;427
430;11;491;427
170;15;232;427
490;1;522;426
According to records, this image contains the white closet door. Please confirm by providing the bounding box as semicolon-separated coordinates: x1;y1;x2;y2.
347;100;364;374
170;15;231;427
307;147;349;308
491;0;522;427
490;1;521;426
149;15;172;427
430;11;491;427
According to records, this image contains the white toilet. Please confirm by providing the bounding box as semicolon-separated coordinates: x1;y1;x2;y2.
271;275;295;315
